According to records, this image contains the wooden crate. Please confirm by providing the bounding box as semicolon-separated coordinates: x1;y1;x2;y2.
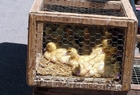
27;0;138;91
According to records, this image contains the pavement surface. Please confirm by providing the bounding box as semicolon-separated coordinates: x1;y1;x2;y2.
0;0;34;95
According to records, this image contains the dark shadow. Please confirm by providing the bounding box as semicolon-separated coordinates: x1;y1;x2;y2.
0;43;32;95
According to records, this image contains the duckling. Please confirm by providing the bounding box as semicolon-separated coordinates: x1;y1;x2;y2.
88;50;106;77
66;48;91;76
56;24;65;35
89;38;116;77
91;46;104;60
110;47;118;54
90;39;110;59
89;51;117;78
44;42;70;64
104;31;112;39
114;61;121;79
104;61;116;78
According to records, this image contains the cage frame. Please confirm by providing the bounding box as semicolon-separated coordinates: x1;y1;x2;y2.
27;0;138;91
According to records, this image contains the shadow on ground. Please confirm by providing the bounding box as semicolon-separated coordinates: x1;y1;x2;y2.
0;42;32;95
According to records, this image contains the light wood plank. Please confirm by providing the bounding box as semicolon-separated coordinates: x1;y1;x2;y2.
27;13;37;86
136;35;140;42
122;21;136;91
36;13;128;27
30;0;44;12
131;84;140;90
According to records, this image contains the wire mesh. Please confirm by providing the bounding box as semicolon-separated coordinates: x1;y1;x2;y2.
132;60;140;84
43;0;125;17
36;22;126;82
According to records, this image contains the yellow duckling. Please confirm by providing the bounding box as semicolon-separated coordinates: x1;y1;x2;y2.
103;61;116;78
104;31;112;39
89;50;117;78
44;42;70;64
88;49;106;77
89;39;115;77
114;61;121;79
66;48;91;76
104;61;121;78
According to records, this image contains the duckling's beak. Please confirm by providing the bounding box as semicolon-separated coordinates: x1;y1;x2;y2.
63;53;67;56
64;51;71;56
63;53;68;56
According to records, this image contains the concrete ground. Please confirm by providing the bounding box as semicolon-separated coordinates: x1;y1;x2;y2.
0;0;34;95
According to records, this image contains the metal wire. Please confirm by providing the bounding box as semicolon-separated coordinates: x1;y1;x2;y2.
43;2;125;17
132;60;140;84
40;23;126;79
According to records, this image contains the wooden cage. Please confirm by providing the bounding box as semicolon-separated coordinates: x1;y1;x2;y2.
27;0;138;91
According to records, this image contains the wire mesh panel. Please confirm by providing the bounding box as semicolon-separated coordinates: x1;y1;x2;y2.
37;23;125;79
27;0;137;91
132;59;140;84
43;0;125;17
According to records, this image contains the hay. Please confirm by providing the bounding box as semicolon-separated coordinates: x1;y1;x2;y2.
37;57;72;76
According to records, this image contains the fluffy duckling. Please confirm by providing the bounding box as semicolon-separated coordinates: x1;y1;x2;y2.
66;48;91;76
89;50;117;78
44;42;70;64
90;39;110;59
88;49;106;77
89;38;116;77
104;31;112;39
114;61;121;79
103;61;116;78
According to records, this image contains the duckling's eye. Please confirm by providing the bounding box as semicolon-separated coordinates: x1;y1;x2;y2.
47;44;50;48
67;51;71;53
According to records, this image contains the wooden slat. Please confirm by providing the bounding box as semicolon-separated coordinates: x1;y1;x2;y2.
121;0;138;21
36;23;43;53
33;87;140;95
44;0;122;10
34;76;122;91
134;54;140;59
27;13;37;86
36;13;128;27
122;21;136;91
136;34;140;42
37;10;128;19
131;84;140;90
30;0;44;13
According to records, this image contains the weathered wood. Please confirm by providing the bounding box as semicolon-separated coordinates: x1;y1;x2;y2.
36;14;129;27
36;23;43;53
134;54;140;59
34;76;122;91
30;0;44;13
136;34;140;42
33;87;140;95
122;21;136;91
121;0;138;21
131;84;140;90
37;11;127;19
27;13;37;86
